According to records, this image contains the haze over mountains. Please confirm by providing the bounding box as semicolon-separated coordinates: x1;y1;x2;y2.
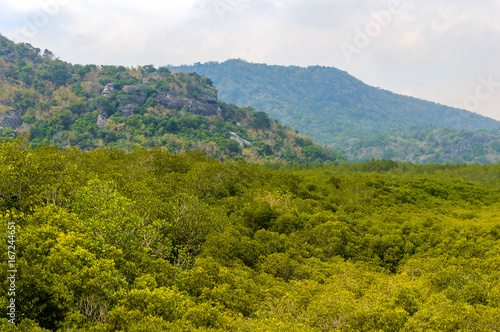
171;60;500;164
1;33;500;165
2;27;500;332
171;60;499;137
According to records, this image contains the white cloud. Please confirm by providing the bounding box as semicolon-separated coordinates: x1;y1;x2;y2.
0;0;44;13
0;0;499;120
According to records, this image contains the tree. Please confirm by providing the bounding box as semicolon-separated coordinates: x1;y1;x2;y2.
142;65;157;74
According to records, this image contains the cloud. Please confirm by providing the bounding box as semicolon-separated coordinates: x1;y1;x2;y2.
0;0;44;13
0;0;499;120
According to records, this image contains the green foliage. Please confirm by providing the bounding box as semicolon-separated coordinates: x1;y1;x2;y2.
2;35;500;331
169;60;500;164
0;37;344;165
251;111;271;130
343;126;500;164
1;138;500;330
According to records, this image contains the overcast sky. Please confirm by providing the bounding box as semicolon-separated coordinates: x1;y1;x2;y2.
1;0;499;121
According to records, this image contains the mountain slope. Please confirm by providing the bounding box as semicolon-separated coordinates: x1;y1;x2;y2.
169;60;500;148
344;126;500;164
0;35;344;164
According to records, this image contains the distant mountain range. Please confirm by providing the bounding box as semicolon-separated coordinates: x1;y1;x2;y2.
170;60;500;164
2;33;499;165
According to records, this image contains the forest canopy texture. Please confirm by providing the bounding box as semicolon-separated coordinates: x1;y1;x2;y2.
1;138;500;331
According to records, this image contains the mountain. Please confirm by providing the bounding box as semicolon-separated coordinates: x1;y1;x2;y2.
3;37;500;332
0;35;344;164
344;126;500;164
169;59;500;163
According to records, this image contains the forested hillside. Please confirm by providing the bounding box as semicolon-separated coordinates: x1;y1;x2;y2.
170;60;500;163
0;35;343;164
1;138;500;331
343;126;500;164
2;34;500;332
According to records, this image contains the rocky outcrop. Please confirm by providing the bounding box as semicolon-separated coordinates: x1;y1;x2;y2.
154;94;219;116
0;111;22;130
230;132;251;148
97;114;107;130
104;82;221;118
192;86;221;116
121;104;137;117
113;85;147;117
449;133;498;156
154;94;192;110
120;86;147;106
469;133;497;144
101;83;115;97
155;91;220;116
192;99;220;117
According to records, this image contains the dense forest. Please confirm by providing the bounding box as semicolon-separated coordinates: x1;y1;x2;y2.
1;137;500;331
170;60;500;164
343;126;500;164
0;35;343;165
2;35;500;332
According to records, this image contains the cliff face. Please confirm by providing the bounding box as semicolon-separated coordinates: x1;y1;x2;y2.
153;91;220;117
100;82;220;118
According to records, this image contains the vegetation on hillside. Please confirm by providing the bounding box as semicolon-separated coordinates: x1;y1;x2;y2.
342;126;500;164
2;35;500;332
0;35;343;164
170;60;500;164
1;138;500;331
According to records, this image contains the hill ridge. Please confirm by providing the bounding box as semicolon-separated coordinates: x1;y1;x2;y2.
169;59;499;142
0;34;345;164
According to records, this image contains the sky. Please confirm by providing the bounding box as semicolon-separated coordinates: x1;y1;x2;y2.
1;0;499;121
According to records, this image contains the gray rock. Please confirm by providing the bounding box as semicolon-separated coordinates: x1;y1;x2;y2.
154;94;193;110
192;86;221;116
449;133;498;156
230;132;251;148
119;85;147;106
469;133;496;144
122;85;146;95
115;83;220;117
97;114;107;129
192;100;221;117
0;47;13;55
121;104;137;117
154;93;220;116
0;111;22;130
101;83;115;97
